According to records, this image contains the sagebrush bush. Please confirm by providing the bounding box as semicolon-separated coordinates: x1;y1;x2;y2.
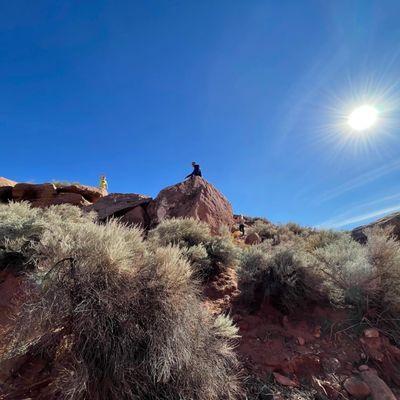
366;227;400;313
206;236;239;270
2;205;241;400
311;233;374;305
149;218;239;277
148;217;210;247
238;243;319;312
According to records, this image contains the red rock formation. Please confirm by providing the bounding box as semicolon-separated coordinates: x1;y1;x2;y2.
12;183;57;206
56;183;105;203
86;193;151;224
148;177;234;234
0;177;17;187
7;182;105;207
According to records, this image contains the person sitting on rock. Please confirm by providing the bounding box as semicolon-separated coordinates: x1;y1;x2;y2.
185;162;202;179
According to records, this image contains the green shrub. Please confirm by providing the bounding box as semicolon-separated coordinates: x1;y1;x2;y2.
148;217;210;247
149;218;239;278
206;236;239;271
311;234;374;305
248;220;278;241
3;205;241;400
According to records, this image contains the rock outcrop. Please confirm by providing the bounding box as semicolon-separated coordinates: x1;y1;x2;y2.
352;211;400;243
147;176;234;233
0;177;17;187
2;181;105;208
1;176;234;233
56;183;105;203
86;193;152;227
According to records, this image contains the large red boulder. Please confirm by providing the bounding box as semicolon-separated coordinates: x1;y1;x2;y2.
147;177;234;233
11;183;97;207
57;184;105;203
12;183;57;206
86;193;152;221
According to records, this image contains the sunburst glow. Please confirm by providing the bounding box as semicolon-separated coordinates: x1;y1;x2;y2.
348;105;378;131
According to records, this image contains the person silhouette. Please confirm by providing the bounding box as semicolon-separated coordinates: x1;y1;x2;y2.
185;162;202;179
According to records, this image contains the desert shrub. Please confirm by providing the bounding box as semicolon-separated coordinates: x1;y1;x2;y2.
311;234;374;305
0;202;45;254
5;207;241;400
302;229;342;252
239;246;270;281
247;220;309;246
148;217;210;247
284;222;308;236
0;202;97;273
366;227;400;313
181;243;211;273
149;218;239;277
238;243;318;312
248;220;278;241
206;236;239;271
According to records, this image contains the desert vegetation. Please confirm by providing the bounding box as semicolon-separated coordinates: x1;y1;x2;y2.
1;202;400;399
0;203;241;400
238;221;400;344
148;217;239;279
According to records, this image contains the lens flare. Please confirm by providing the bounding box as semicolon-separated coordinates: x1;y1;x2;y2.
348;105;378;131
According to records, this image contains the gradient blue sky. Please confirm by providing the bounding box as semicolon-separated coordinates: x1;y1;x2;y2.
1;1;400;229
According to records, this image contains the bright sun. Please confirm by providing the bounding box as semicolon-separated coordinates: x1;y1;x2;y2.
348;105;378;131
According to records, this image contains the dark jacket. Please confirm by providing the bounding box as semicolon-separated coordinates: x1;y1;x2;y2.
186;164;202;178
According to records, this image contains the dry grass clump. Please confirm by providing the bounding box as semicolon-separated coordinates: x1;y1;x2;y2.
2;204;241;400
149;218;239;278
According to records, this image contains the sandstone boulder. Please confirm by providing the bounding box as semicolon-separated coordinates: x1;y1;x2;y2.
0;177;17;187
12;183;57;204
57;184;105;203
147;177;234;233
120;206;149;227
11;183;93;207
51;193;91;207
86;193;152;221
352;211;400;243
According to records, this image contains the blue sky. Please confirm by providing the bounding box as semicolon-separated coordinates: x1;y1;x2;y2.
1;1;400;229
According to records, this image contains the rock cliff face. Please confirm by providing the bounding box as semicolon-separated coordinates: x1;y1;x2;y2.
352;211;400;243
147;176;234;233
